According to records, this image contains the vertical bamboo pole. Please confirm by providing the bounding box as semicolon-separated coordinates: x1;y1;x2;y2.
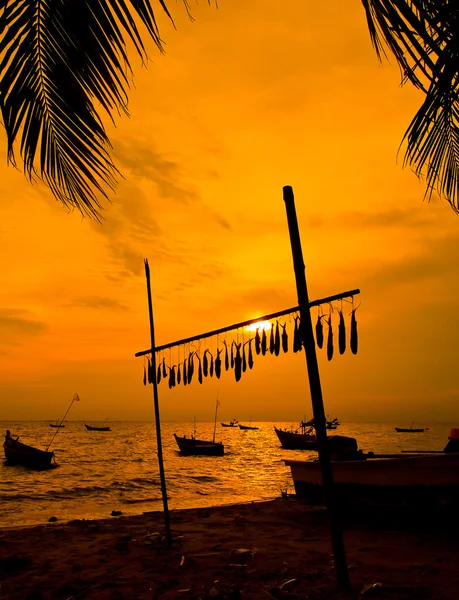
282;186;350;589
144;258;172;547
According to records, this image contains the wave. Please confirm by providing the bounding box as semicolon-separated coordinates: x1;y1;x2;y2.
0;477;160;502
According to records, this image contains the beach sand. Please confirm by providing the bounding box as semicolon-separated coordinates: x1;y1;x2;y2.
1;498;459;599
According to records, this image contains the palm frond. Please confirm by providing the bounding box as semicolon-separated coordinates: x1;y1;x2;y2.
362;0;459;211
0;0;185;219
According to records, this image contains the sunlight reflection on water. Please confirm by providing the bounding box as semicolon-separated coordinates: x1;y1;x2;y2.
0;420;454;526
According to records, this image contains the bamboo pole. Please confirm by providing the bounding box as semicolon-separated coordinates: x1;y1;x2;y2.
46;393;79;451
212;394;219;443
283;186;350;590
144;259;172;547
135;289;360;357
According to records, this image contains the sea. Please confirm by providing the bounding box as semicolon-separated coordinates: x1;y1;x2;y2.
0;421;454;528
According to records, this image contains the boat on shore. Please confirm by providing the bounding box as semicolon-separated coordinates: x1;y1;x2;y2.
3;430;55;470
221;419;238;428
285;429;459;510
85;424;111;432
173;433;224;456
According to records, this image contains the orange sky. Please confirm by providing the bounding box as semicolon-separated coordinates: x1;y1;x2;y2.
1;0;459;424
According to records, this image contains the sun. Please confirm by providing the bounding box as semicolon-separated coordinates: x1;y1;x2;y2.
246;320;272;333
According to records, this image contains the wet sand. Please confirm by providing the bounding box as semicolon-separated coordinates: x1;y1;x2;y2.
1;498;458;599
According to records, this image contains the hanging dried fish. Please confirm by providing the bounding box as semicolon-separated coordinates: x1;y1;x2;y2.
350;309;358;355
157;363;162;384
338;310;346;355
177;363;181;385
293;316;301;353
261;329;267;355
231;342;235;369
209;353;214;377
143;365;147;386
269;325;275;354
248;339;254;369
255;328;261;355
215;349;222;379
223;341;229;371
188;353;194;384
242;343;247;372
197;355;203;384
169;366;176;389
203;350;209;377
234;343;242;382
327;316;334;361
281;323;288;353
183;360;188;386
162;358;167;379
274;321;281;356
315;315;324;349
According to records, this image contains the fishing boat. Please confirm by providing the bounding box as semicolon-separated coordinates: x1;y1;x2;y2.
301;416;340;430
274;421;316;449
239;423;259;430
175;399;224;456
3;430;55;469
173;433;224;456
285;429;459;510
49;422;65;428
85;424;111;431
395;422;426;433
221;419;238;428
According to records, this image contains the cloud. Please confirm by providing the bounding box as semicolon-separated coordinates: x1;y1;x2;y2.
113;138;199;205
0;309;48;346
67;296;130;311
359;232;459;291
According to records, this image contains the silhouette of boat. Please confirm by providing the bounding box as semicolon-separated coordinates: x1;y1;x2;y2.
221;419;238;428
285;430;459;509
395;422;426;433
85;424;111;431
239;422;259;430
274;421;316;449
173;433;224;456
49;423;65;428
3;430;55;469
301;416;340;430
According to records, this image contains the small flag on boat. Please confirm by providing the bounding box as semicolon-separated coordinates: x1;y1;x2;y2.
73;393;80;401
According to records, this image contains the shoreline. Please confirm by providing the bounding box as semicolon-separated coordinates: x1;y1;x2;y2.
2;497;459;599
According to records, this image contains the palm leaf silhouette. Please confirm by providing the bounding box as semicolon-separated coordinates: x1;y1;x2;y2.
362;1;459;212
0;0;179;219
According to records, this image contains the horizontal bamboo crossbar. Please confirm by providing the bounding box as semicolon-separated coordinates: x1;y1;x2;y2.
135;288;360;357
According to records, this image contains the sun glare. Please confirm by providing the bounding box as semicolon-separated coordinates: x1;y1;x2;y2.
246;320;272;332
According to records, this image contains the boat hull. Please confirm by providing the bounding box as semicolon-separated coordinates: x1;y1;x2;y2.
85;424;111;431
285;453;459;509
274;426;317;449
4;432;54;470
395;427;424;433
239;424;259;430
49;424;65;428
174;434;224;456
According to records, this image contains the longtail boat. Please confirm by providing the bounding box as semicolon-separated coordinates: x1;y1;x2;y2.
3;430;55;469
221;419;238;427
173;433;224;456
85;423;111;431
